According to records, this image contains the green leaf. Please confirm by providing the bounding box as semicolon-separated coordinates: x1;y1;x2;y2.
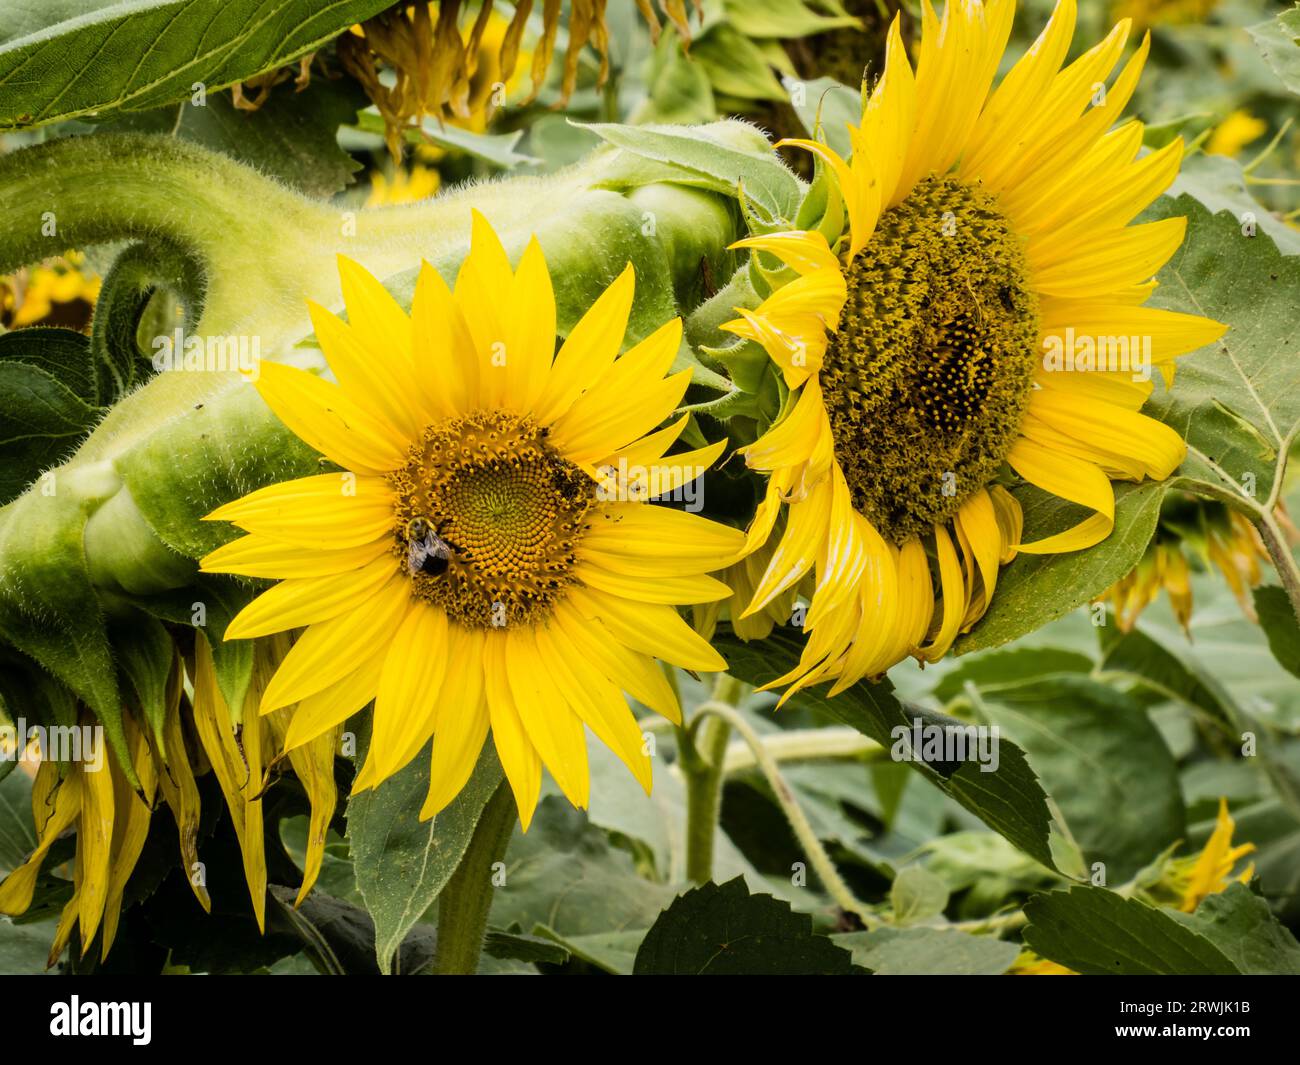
788;75;859;159
1249;4;1300;96
0;761;36;874
0;0;394;131
692;24;787;102
102;77;368;198
350;109;538;170
490;798;678;939
532;927;643;975
0;326;98;403
581;120;803;221
347;735;504;975
633;876;857;975
631;28;717;126
890;866;949;925
1176;882;1300;975
716;626;1059;871
971;675;1185;883
1024;883;1300;975
1170;153;1300;257
0;487;135;785
1099;623;1238;723
0;337;102;506
1144;195;1299;505
267;885;437;977
721;0;860;38
483;929;570;966
956;481;1167;654
932;646;1094;703
1255;586;1300;678
835;926;1020;975
109;611;174;753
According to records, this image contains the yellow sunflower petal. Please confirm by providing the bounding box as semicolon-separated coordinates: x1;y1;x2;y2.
422;627;490;820
534;264;634;425
200;533;390;580
254;361;408;475
225;554;398;640
484;632;542;830
260;575;410;712
505;626;589;809
205;473;396;550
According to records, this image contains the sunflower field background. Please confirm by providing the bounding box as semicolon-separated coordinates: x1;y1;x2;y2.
0;0;1298;980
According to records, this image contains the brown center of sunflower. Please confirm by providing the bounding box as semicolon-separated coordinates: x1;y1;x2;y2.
819;175;1040;545
388;410;596;628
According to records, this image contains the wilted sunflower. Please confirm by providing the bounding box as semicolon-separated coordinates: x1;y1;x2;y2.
202;213;740;828
721;0;1226;698
0;719;155;965
1101;493;1293;633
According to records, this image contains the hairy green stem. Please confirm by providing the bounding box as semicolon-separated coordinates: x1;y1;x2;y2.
693;702;878;929
430;782;517;976
681;674;746;884
721;727;881;773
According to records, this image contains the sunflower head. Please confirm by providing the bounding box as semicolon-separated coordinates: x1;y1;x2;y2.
202;212;741;828
718;0;1228;698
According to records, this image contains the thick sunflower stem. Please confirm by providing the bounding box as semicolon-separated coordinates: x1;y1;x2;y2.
681;674;746;884
430;782;517;976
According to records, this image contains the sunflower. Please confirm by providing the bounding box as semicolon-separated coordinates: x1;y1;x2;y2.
720;0;1227;698
0;717;156;966
201;213;741;828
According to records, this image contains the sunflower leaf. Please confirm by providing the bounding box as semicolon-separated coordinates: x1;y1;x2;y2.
1249;4;1300;96
968;675;1185;884
1023;882;1300;975
347;731;504;975
0;0;394;131
1255;585;1300;679
716;625;1060;871
1142;194;1300;506
633;876;858;975
956;480;1168;655
581;120;804;222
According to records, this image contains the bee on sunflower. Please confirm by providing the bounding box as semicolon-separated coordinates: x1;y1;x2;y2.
721;0;1227;699
201;212;741;829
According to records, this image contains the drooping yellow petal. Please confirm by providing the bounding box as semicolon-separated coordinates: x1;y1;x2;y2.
484;632;542;830
361;602;449;788
225;554;398;640
568;585;728;672
260;575;411;712
422;627;490;820
505;626;589;809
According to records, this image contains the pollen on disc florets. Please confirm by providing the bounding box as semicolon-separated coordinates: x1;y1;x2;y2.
820;174;1040;545
388;410;596;628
